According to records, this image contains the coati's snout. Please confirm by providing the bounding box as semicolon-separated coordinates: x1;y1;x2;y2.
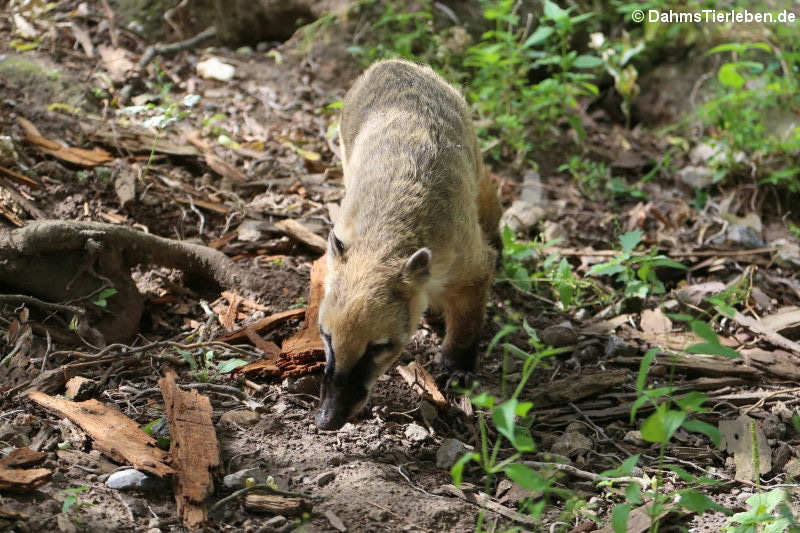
315;370;368;430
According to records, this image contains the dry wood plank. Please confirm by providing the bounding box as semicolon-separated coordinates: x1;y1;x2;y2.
27;391;174;477
274;219;327;254
0;465;52;491
396;361;447;408
159;370;220;530
278;255;327;376
526;370;627;408
611;354;759;378
244;493;311;516
0;447;47;468
215;308;304;344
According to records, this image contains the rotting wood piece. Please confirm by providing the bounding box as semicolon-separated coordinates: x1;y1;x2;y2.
27;391;174;477
526;371;628;408
244;493;311;516
0;464;52;491
159;370;220;530
0;447;47;468
611;353;759;378
274;219;327;254
18;117;113;167
278;255;327;369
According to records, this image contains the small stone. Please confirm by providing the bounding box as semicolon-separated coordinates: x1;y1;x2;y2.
196;57;235;81
500;201;545;234
551;431;592;458
223;467;267;490
677;166;714;188
564;422;587;435
784;458;800;479
540;321;578;347
762;415;786;440
313;471;336;487
724;225;765;249
219;410;261;427
404;423;429;442
285;374;322;395
772;443;793;473
56;513;78;533
147;518;161;528
106;469;160;491
605;335;638;357
436;439;468;469
623;430;647;446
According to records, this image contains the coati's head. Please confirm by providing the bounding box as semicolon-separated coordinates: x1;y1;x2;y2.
316;231;431;430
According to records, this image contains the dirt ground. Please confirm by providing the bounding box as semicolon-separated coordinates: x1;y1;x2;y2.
1;1;800;532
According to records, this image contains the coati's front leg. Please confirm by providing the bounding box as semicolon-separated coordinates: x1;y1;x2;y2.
439;276;491;386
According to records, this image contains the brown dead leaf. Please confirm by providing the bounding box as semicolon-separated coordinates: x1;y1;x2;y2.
640;308;672;334
396;361;446;408
18;117;112;167
98;45;135;82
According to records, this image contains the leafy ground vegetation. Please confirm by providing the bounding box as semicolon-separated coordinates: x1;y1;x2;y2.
1;0;800;532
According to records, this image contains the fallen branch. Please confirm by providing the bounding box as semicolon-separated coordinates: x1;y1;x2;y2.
731;311;800;355
139;26;217;69
274;219;327;254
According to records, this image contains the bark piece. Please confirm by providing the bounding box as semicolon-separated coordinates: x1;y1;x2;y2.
27;391;174;477
396;361;447;408
0;464;52;491
18;118;112;167
612;354;759;378
527;371;628;408
159;370;220;529
0;447;47;468
64;376;95;401
274;219;327;254
244;493;310;516
720;414;771;482
278;255;327;375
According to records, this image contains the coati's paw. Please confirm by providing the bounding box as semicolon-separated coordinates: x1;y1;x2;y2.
435;369;478;391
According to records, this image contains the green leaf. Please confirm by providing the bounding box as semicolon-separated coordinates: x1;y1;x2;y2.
543;0;568;21
486;324;518;359
666;465;697;483
619;230;643;254
573;54;603;69
62;495;77;513
611;503;632;533
706;297;737;318
689;320;719;344
504;464;547;491
667;313;694;322
493;399;518;441
675;391;709;413
677;488;730;514
718;63;745;88
471;391;496;409
648;257;687;270
522;25;554;48
637;348;658;394
641;404;686;444
686;342;741;359
625;482;642;505
588;262;626;276
450;452;479;486
682;419;722;448
217;359;248;374
141;418;163;436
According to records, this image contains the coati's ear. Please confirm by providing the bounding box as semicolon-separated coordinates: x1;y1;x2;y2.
403;248;431;282
328;231;345;259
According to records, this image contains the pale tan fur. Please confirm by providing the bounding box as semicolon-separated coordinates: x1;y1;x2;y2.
316;59;501;428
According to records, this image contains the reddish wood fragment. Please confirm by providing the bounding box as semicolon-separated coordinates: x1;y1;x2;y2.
0;465;52;491
279;256;327;367
18;117;112;167
215;308;304;344
159;370;220;530
231;358;282;379
396;362;447;408
244;330;280;358
27;391;173;477
0;164;41;189
64;376;95;401
220;291;241;330
0;447;47;468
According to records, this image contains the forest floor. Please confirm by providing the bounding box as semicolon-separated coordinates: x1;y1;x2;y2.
1;1;800;533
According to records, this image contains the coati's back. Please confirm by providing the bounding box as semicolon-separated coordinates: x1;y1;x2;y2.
316;59;501;430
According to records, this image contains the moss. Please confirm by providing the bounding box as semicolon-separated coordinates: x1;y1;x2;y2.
0;54;85;109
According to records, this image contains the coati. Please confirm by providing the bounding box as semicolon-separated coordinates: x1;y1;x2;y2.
316;59;502;430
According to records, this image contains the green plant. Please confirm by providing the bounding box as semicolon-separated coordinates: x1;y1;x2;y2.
588;230;686;299
590;31;645;128
174;348;245;381
725;489;799;533
499;226;601;310
92;288;118;308
62;485;90;513
450;321;574;527
558;156;646;201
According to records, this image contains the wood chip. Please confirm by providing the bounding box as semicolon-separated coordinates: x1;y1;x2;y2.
278;255;327;375
275;219;326;254
159;370;220;529
0;464;52;491
244;493;310;516
64;376;95;401
0;447;47;468
396;361;446;408
639;308;672;334
220;291;241;331
18;117;113;167
27;391;174;477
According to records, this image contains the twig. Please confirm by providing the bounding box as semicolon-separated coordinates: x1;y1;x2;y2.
138;26;217;69
0;294;86;316
742;387;800;416
208;483;315;515
521;460;645;485
731;311;800;355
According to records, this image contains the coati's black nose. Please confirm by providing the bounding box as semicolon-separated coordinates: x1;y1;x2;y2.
315;403;347;430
